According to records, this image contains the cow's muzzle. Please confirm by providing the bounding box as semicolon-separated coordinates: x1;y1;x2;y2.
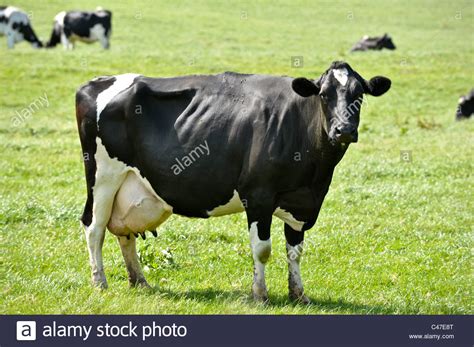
334;126;358;144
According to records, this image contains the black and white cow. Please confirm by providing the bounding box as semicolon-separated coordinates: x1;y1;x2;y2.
0;6;42;48
351;33;396;52
456;89;474;120
47;8;111;50
76;61;391;303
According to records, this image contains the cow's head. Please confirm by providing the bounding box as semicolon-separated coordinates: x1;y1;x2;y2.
292;61;391;146
13;21;43;48
456;89;474;120
380;33;396;50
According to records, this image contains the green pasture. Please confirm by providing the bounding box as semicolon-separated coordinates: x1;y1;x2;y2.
0;0;472;314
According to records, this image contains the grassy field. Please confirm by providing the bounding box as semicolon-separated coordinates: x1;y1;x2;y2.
1;0;473;314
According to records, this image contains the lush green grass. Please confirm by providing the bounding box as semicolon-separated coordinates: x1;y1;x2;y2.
1;0;473;314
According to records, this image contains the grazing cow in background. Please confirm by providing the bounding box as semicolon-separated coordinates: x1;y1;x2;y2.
456;89;474;120
351;33;396;52
75;61;391;303
0;6;42;48
47;8;111;50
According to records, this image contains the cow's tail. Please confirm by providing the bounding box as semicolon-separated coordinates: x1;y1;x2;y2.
46;23;61;48
76;83;99;227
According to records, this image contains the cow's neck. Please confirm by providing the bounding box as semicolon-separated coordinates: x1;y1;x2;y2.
307;98;348;192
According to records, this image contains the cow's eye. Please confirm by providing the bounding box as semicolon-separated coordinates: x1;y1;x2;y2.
320;93;328;102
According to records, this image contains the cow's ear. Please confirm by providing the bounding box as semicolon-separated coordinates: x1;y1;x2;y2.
292;78;320;97
365;76;391;96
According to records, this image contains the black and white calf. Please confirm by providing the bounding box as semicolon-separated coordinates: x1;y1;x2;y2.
47;8;111;50
76;61;391;303
456;89;474;120
351;33;396;52
0;6;42;48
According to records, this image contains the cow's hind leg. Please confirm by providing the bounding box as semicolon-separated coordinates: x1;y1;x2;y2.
84;221;107;288
117;235;150;288
285;224;310;304
83;173;125;288
81;139;128;288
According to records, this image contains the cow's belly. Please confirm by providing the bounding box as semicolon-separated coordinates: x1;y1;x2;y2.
205;190;305;231
106;172;307;234
71;33;97;43
72;24;105;43
107;171;172;236
206;190;245;216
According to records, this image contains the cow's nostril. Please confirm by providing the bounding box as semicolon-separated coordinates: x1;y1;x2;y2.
335;128;342;135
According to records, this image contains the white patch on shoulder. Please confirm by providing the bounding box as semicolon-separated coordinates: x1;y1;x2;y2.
6;7;29;25
273;207;305;231
54;11;66;25
96;73;140;125
333;68;349;86
5;7;24;21
4;6;15;16
207;190;245;216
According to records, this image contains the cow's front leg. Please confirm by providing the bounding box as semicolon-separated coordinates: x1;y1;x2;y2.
117;235;150;288
7;31;15;49
244;196;273;303
249;220;272;302
100;35;110;49
285;224;310;304
61;33;73;50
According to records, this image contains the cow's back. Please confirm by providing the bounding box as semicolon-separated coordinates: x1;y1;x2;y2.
77;72;314;217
